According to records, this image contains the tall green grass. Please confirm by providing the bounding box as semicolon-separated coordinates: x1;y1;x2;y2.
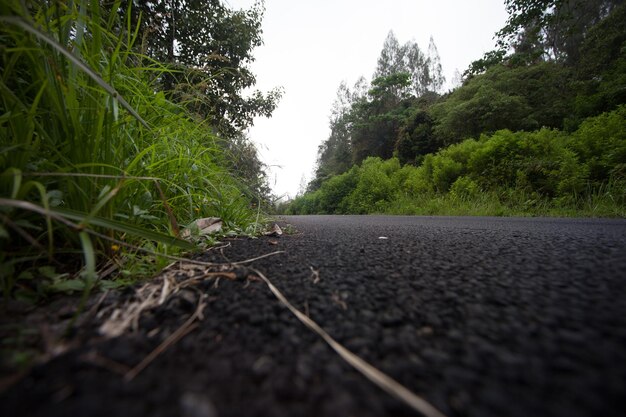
0;1;260;300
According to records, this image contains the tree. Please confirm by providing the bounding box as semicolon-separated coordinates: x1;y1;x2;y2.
426;37;445;93
313;32;447;187
466;0;623;77
497;0;622;64
373;31;444;97
572;3;626;121
121;0;282;138
350;73;413;163
432;62;575;143
221;134;272;200
374;31;406;78
395;110;438;165
311;78;368;190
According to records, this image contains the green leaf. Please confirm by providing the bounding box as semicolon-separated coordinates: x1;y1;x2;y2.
0;224;8;239
47;190;64;207
49;279;85;293
38;266;58;279
99;279;125;290
53;208;195;249
79;231;97;284
0;16;151;129
17;271;34;280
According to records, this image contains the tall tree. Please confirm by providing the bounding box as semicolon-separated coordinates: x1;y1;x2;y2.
426;36;445;93
312;78;368;189
375;31;405;77
121;0;281;138
350;73;413;163
373;31;444;97
467;0;624;75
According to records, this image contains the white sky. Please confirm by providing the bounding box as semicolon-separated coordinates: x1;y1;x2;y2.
227;0;509;199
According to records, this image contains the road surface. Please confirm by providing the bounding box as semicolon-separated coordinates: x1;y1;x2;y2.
2;215;626;417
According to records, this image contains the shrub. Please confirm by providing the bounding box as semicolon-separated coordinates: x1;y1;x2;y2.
403;165;433;196
469;129;585;197
568;105;626;183
450;176;481;201
429;139;482;192
317;167;358;213
345;157;397;213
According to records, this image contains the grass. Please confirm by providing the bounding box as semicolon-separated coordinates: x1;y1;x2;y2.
351;181;626;218
0;1;262;301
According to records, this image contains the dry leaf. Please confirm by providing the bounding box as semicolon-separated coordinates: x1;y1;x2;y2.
181;217;222;238
264;223;283;237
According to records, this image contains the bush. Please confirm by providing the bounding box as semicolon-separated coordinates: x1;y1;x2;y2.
317;167;358;213
469;129;585;197
429;139;482;192
403;165;433;196
568;105;626;183
289;108;625;218
450;176;481;201
345;157;397;213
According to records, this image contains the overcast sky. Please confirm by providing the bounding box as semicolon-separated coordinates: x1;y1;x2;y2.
227;0;509;198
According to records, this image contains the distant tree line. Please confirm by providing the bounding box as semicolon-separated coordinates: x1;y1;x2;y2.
308;0;625;193
292;0;625;217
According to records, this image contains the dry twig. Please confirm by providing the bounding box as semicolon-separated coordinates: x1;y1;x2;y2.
251;268;448;417
124;294;206;381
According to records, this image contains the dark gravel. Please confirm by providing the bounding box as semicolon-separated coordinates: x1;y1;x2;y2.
2;215;626;417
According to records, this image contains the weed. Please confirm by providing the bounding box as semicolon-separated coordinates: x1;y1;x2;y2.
0;1;259;300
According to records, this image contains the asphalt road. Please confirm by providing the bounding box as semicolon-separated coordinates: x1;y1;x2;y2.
2;215;626;417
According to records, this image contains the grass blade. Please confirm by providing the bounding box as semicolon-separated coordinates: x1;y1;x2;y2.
0;15;151;129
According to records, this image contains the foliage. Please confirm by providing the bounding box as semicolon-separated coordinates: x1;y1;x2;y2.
289;107;626;218
394;110;438;165
374;31;445;97
496;0;622;63
466;0;623;78
432;62;575;144
316;167;358;214
571;3;626;122
121;0;282;139
311;33;445;189
350;74;415;164
0;0;262;300
568;105;626;183
304;1;625;219
468;129;585;196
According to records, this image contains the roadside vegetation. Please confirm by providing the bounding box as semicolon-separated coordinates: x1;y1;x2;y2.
288;0;626;217
0;0;280;301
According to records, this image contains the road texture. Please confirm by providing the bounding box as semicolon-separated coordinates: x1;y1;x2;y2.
2;215;626;417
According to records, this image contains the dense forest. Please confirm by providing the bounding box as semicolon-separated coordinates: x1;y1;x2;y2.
0;0;278;299
287;0;625;217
